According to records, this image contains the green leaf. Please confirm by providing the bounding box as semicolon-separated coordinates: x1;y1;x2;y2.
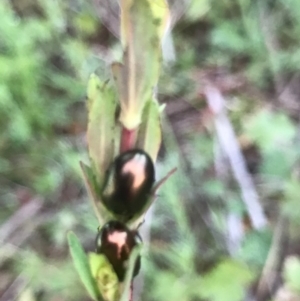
283;256;300;293
147;0;170;39
136;99;162;162
120;245;143;301
238;229;272;268
211;22;248;53
282;180;300;223
67;232;102;301
120;0;169;48
89;253;120;301
87;74;118;185
185;0;210;22
199;259;254;301
244;110;297;153
202;179;226;198
80;161;113;225
260;150;295;178
115;0;169;129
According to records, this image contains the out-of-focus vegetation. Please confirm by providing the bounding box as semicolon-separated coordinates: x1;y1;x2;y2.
0;0;101;299
1;0;300;300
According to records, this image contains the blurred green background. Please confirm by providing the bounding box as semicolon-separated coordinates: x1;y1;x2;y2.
1;0;300;300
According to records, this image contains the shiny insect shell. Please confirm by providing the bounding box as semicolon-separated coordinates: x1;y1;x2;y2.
95;220;142;281
101;149;155;222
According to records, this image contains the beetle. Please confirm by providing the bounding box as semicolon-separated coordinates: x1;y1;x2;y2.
95;220;142;281
101;149;155;222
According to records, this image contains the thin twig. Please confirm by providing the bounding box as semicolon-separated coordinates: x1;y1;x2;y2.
0;273;28;301
214;139;244;255
256;216;289;301
0;197;43;243
204;84;267;229
0;212;54;265
152;167;177;193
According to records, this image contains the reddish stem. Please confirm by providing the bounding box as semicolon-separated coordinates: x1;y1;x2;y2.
120;127;137;153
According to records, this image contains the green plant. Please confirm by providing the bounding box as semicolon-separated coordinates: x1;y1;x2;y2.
67;1;173;300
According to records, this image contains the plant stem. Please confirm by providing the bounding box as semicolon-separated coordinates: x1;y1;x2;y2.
120;127;137;152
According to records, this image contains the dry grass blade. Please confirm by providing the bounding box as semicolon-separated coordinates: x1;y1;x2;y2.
204;84;267;230
256;216;289;301
0;198;43;243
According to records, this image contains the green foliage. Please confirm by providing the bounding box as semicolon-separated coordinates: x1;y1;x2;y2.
0;1;100;298
70;1;172;299
185;0;210;22
149;271;200;301
211;22;249;54
3;0;300;300
15;250;85;299
243;110;300;209
283;256;300;293
244;110;297;153
0;0;93;196
199;259;254;301
86;74;118;185
115;0;169;129
282;180;300;224
89;253;119;301
68;234;143;301
202;179;227;199
136;99;163;162
238;229;273;268
68;232;101;301
120;246;143;301
80;161;113;226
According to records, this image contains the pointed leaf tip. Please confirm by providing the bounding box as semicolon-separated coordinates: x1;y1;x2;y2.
86;74;118;183
120;245;143;301
67;232;102;301
136;99;162;162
